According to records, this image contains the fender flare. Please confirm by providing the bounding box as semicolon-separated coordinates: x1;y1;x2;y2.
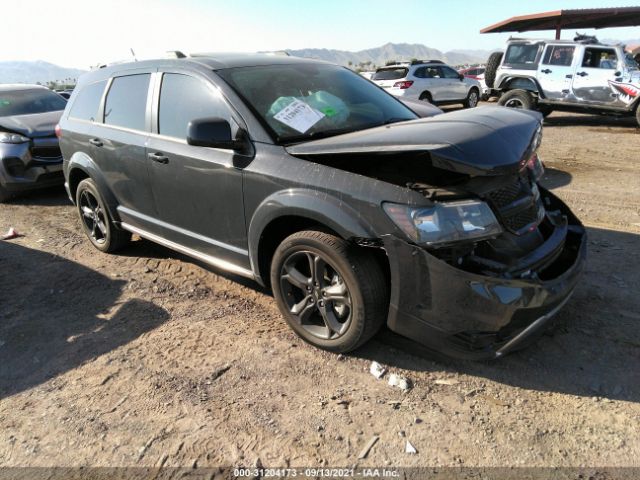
67;152;121;222
247;188;377;281
498;76;544;97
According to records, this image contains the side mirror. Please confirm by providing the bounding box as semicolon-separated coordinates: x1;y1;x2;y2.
459;73;465;81
187;117;242;150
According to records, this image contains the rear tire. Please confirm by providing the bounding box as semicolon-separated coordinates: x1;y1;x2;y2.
76;178;130;253
484;51;504;88
270;230;388;353
419;91;433;104
538;105;554;117
463;88;480;108
498;89;535;110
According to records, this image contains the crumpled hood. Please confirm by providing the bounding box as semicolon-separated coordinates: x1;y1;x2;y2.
286;106;542;176
0;110;63;138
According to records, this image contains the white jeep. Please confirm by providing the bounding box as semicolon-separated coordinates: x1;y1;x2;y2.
485;36;640;125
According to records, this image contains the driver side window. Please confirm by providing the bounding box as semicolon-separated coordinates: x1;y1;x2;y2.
159;73;231;140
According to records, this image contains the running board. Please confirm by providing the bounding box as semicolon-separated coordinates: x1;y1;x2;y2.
120;222;255;279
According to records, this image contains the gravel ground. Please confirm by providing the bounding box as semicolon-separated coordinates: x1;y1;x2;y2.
1;107;639;470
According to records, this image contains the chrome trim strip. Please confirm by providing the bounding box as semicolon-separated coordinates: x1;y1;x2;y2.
495;291;574;357
117;206;248;256
120;222;255;279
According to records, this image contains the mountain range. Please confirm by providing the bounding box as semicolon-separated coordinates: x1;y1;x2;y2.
0;60;86;85
286;43;493;68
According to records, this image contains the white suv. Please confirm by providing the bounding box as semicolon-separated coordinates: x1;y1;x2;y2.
372;60;482;108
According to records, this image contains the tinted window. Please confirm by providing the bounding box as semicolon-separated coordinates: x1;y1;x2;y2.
69;81;106;121
104;74;150;131
159;74;230;140
0;89;67;117
441;66;460;79
504;43;541;67
542;46;575;66
372;68;408;80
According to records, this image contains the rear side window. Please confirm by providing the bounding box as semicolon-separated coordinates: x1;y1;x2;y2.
104;74;150;131
372;68;408;80
504;43;542;69
68;81;106;122
158;74;231;140
542;46;575;66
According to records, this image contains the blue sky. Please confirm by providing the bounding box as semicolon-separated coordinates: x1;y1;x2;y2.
6;0;640;68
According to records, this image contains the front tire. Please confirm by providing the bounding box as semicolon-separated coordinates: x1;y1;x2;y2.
75;178;130;253
498;89;535;110
635;104;640;127
270;230;388;353
464;88;480;108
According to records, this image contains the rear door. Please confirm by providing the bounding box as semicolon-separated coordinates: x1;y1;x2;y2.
145;70;249;267
537;44;576;100
572;47;621;105
92;71;158;230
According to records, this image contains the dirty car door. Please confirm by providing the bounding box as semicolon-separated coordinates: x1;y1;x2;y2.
537;44;576;101
572;47;620;105
146;71;249;267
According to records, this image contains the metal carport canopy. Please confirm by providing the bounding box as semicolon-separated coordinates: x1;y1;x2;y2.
480;7;640;39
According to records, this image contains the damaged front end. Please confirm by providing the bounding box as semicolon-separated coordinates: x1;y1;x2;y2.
289;106;586;359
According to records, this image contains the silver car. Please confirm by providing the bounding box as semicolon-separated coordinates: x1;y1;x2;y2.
372;60;482;108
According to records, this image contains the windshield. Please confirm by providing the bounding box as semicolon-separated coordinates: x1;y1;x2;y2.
217;63;417;143
0;89;67;117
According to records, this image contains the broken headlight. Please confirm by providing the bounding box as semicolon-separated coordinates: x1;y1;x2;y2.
384;200;503;246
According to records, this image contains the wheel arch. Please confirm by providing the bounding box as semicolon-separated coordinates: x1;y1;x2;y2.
67;152;121;223
248;189;379;286
498;76;542;96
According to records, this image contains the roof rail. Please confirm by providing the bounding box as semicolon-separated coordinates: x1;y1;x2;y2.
166;50;187;58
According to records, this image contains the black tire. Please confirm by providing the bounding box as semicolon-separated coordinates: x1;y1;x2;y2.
270;230;388;353
419;91;433;104
636;104;640;127
463;88;480;108
0;183;11;203
484;51;503;88
498;89;535;110
75;178;130;253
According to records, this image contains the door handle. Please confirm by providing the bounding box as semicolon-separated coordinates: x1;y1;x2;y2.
576;71;589;77
148;152;169;164
541;69;552;74
89;138;103;147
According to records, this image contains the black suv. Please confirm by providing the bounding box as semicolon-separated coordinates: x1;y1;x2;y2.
58;54;585;360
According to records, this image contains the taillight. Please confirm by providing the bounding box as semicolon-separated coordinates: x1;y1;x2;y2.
54;124;62;139
393;80;414;89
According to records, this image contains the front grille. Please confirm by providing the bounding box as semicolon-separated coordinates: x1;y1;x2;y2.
486;176;544;234
31;146;62;159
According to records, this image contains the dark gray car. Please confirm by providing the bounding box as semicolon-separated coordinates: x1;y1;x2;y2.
0;84;67;202
58;54;585;360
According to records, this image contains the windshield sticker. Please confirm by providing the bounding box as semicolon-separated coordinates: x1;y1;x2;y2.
273;99;325;133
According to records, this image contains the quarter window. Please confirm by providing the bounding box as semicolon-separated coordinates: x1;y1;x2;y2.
69;81;106;122
158;73;231;140
104;74;150;131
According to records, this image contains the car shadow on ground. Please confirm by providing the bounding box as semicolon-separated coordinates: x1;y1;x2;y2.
0;241;170;399
357;225;640;404
544;113;639;129
540;167;573;190
5;185;70;207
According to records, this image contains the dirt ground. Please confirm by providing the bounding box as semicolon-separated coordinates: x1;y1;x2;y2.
1;107;639;471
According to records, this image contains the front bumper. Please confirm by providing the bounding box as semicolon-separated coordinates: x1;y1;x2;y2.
383;194;586;360
0;138;64;192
